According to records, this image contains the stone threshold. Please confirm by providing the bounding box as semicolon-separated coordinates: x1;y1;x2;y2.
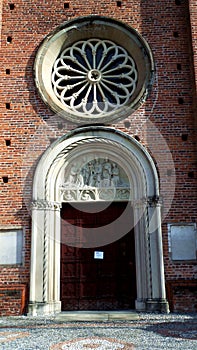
55;310;139;322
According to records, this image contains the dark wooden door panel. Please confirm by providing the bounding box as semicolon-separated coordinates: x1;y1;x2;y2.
61;202;136;310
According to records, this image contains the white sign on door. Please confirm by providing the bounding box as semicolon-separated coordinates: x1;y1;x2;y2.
94;251;104;259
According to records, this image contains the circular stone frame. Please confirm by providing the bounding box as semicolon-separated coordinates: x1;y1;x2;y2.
34;16;155;125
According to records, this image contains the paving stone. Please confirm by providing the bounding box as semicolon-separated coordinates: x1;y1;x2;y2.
0;313;196;349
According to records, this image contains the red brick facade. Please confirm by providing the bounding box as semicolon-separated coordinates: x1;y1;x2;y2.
0;0;196;315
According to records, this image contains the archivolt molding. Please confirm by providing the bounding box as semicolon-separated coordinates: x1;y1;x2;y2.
33;127;159;205
45;138;146;204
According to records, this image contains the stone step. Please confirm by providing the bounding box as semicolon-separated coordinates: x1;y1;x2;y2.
55;310;139;322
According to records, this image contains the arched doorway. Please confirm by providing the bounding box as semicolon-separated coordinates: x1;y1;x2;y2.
28;126;169;315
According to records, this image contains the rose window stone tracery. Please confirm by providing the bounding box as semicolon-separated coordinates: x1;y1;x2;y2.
52;39;138;116
34;16;154;124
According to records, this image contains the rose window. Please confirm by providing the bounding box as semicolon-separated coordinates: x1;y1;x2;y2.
52;39;138;116
34;16;154;124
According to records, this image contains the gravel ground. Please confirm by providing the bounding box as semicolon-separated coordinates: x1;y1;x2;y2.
0;312;196;349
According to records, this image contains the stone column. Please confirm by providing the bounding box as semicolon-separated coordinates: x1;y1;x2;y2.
133;199;151;312
52;202;62;308
28;200;45;316
28;200;61;316
146;196;169;313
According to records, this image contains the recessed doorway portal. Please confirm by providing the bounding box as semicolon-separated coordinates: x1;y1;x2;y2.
61;202;136;310
28;126;169;316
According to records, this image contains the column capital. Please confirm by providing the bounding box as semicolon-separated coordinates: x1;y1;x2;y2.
31;200;62;210
132;196;162;208
147;195;162;207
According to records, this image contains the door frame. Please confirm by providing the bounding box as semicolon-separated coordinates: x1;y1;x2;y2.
28;126;169;315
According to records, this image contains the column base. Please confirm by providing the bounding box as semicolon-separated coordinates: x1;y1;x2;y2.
135;299;146;311
136;299;169;313
28;301;61;316
146;299;170;313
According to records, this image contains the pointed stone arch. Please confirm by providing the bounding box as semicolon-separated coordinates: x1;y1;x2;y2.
28;126;169;315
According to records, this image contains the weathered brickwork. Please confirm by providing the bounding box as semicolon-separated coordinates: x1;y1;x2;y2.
0;0;196;315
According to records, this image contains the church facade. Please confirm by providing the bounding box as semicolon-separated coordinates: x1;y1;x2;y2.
0;0;196;316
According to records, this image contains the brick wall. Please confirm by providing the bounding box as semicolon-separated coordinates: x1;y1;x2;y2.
0;284;27;316
0;0;196;314
189;0;197;144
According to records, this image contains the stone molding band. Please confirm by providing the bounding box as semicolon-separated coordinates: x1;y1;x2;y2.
31;200;62;210
31;196;161;208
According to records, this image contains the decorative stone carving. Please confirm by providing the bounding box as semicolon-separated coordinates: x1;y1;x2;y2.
60;157;131;201
52;39;138;117
31;200;61;210
147;195;161;207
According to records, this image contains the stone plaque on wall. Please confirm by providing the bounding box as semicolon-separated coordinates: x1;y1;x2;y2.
0;230;23;265
168;224;197;261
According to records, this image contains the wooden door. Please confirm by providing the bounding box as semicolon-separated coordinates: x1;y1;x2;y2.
61;202;136;310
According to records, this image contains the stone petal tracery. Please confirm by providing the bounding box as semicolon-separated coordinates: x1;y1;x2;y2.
52;39;138;116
